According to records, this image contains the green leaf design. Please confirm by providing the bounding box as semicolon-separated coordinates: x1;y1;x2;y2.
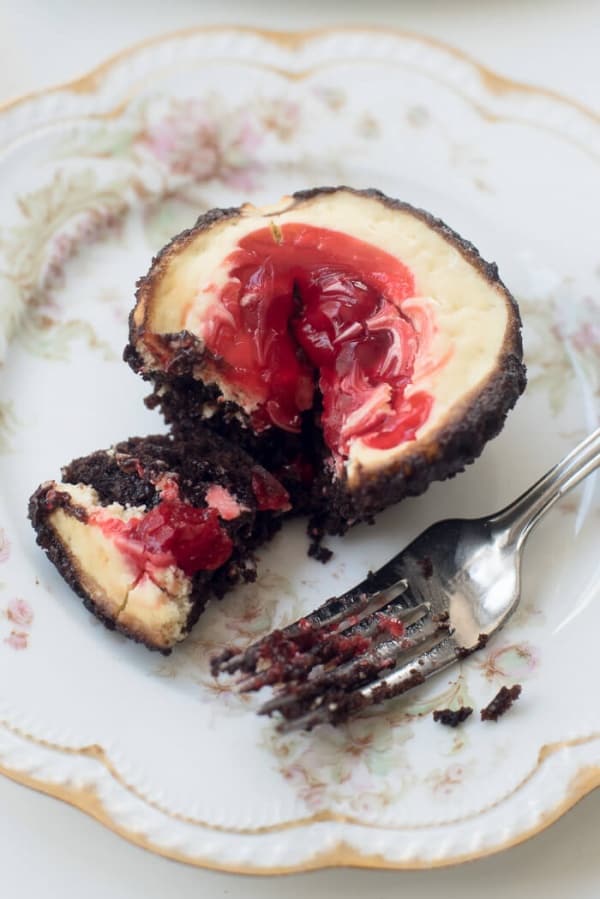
17;315;116;362
402;672;473;717
0;402;19;453
518;294;599;413
142;194;207;250
1;170;130;305
0;170;134;363
54;127;137;161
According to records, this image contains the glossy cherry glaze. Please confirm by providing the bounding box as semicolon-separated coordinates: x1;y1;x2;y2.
92;501;234;577
202;224;433;459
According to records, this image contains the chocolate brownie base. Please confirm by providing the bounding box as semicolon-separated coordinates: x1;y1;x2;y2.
131;373;320;516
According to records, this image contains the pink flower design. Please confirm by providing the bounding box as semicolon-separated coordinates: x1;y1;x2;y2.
429;763;465;796
138;100;262;186
0;528;9;562
571;319;600;354
553;297;600;355
477;642;539;681
7;598;34;628
5;630;28;650
258;99;300;141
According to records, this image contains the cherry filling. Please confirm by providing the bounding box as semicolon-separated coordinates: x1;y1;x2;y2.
127;502;233;575
88;464;291;582
251;466;292;512
91;500;233;578
199;223;434;459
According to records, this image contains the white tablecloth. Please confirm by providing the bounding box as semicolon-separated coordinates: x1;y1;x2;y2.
0;1;598;895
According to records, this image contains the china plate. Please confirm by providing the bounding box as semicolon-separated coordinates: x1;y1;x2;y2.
0;27;598;874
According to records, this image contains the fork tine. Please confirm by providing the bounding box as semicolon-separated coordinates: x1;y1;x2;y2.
238;602;433;698
258;608;445;715
290;575;411;632
237;596;430;693
211;574;412;677
276;634;460;733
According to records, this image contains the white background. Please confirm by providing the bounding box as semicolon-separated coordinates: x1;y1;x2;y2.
0;1;599;896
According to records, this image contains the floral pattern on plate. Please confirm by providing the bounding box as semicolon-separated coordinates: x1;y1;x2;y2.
0;27;598;873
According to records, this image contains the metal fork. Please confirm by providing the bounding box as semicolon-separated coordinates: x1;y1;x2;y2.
212;428;600;731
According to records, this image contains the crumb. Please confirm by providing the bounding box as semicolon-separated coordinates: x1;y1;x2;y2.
457;632;489;659
306;521;333;563
418;556;433;578
480;684;522;721
308;541;333;564
433;706;473;727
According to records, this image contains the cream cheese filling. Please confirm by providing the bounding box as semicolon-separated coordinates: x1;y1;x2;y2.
141;190;510;484
47;483;193;649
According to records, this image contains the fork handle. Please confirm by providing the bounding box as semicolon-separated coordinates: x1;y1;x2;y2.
491;426;600;546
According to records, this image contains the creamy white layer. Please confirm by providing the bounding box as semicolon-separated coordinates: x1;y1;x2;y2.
46;482;192;650
135;190;510;485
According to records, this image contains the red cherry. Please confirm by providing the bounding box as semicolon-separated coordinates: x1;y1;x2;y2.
202;223;433;458
251;468;291;512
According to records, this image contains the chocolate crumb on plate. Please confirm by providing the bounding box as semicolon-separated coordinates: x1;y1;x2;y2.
308;540;333;564
480;684;522;721
433;706;473;727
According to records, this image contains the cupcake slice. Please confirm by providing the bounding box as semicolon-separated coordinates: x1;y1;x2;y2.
29;433;289;651
126;186;526;533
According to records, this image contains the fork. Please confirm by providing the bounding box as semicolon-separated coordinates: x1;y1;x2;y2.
212;428;600;731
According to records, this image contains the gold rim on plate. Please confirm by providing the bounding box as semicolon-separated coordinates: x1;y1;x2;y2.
2;725;600;874
1;24;598;874
0;25;597;123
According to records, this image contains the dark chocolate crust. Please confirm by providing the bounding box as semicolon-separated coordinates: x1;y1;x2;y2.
126;186;526;534
29;483;131;634
136;376;319;514
29;433;282;652
64;432;259;513
314;352;526;534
